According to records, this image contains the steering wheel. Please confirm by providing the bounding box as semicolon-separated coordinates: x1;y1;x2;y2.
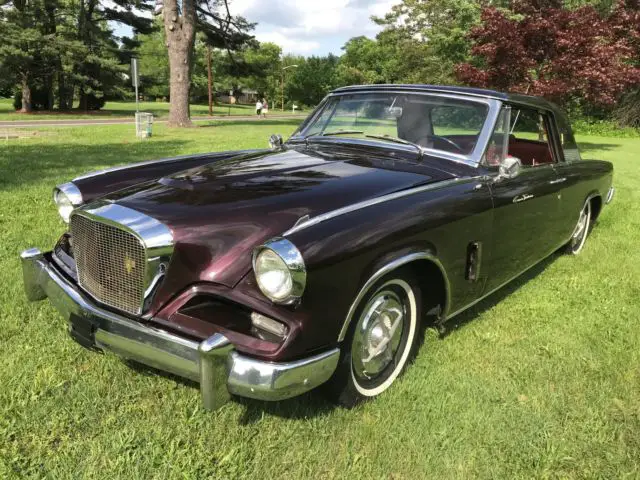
416;135;464;154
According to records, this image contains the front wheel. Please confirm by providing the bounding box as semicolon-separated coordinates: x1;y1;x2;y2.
323;270;422;408
564;200;591;255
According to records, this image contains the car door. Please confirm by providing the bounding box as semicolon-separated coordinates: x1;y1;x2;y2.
484;106;566;292
548;111;590;242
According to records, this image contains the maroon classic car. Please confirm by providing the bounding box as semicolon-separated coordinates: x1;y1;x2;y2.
21;85;614;410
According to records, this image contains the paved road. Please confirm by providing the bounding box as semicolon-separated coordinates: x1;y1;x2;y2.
0;114;304;128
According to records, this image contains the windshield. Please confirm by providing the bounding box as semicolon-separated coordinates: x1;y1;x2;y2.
300;93;490;156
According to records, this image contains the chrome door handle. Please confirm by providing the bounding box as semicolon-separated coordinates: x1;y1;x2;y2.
549;177;567;185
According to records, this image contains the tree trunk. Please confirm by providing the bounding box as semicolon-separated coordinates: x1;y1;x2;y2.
57;69;70;110
78;88;88;111
20;77;32;113
164;0;196;127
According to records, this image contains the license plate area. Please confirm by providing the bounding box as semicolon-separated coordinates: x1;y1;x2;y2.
68;313;100;350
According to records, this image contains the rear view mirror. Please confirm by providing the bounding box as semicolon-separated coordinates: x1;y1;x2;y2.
386;106;403;118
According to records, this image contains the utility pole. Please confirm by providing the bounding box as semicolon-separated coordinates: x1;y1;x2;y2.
207;46;213;116
281;64;298;111
131;58;139;112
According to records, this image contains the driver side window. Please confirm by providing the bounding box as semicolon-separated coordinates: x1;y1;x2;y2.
509;107;556;167
483;105;556;168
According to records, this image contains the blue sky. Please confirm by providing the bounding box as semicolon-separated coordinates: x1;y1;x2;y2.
228;0;398;55
113;0;398;56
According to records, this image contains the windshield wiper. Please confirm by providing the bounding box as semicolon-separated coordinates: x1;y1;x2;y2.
365;134;424;159
318;129;365;136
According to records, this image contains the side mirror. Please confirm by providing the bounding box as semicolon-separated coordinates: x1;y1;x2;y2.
269;134;283;150
496;156;522;182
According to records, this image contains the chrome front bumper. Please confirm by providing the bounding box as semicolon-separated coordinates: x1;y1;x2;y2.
20;248;340;410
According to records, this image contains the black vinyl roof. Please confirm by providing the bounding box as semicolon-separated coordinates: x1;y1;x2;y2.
331;84;559;111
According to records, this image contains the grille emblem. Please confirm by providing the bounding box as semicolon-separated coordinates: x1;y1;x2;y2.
124;256;136;274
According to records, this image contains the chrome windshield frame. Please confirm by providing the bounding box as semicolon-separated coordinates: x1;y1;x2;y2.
288;90;503;167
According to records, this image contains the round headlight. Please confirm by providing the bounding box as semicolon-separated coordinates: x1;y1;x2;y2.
53;183;83;223
54;189;74;223
253;238;306;304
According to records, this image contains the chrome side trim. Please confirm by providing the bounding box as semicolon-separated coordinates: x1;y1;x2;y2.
72;202;174;315
606;186;615;204
227;348;340;401
20;251;342;410
284;177;472;236
55;182;84;206
337;252;450;342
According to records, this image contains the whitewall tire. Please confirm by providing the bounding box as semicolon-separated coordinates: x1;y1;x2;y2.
323;269;422;408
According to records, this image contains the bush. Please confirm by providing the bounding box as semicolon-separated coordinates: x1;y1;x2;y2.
571;118;640;138
13;88;51;111
614;89;640;129
87;95;105;110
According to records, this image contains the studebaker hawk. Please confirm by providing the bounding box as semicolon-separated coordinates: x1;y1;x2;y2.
21;85;614;410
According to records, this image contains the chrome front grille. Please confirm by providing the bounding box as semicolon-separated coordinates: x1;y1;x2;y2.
71;214;146;315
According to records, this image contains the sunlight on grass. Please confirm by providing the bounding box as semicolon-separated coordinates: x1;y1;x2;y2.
0;97;304;121
0;122;638;478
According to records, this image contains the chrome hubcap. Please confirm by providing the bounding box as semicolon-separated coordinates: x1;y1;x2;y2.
571;202;591;251
352;290;405;379
573;209;588;241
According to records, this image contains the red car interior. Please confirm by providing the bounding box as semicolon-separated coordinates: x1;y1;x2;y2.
507;137;554;166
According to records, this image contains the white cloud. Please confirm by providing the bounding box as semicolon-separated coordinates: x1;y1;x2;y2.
229;0;399;56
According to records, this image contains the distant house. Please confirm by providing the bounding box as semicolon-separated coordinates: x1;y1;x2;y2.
216;89;259;105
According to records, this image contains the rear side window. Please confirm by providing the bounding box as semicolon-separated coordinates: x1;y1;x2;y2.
555;112;581;162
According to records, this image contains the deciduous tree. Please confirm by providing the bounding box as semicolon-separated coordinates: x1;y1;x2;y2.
456;1;640;105
160;0;252;127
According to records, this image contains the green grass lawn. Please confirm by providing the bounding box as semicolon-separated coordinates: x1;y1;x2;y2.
0;97;304;121
0;122;639;478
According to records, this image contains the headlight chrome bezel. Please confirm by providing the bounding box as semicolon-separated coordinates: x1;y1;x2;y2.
53;182;83;223
252;238;306;304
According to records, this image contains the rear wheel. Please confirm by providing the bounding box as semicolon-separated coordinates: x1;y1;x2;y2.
324;270;422;408
565;200;591;255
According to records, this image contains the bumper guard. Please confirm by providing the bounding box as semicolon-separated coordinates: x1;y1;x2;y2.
20;249;340;410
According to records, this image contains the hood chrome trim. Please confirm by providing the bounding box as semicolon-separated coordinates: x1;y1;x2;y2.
78;202;173;252
283;176;475;236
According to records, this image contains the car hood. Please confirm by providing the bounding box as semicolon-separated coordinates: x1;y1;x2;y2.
101;145;455;308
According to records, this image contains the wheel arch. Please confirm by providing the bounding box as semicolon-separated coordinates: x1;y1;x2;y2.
589;194;603;223
337;251;450;342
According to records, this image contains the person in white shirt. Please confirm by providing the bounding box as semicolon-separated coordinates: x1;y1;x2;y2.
256;100;263;117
